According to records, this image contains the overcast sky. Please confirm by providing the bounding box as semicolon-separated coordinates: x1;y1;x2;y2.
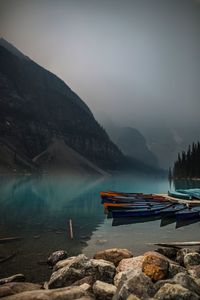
0;0;199;130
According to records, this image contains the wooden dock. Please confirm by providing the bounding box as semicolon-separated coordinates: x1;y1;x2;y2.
156;194;200;206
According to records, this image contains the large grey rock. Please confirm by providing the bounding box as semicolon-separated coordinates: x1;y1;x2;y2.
116;256;144;273
184;252;200;268
93;248;133;266
1;284;93;300
168;262;187;278
47;250;68;266
156;247;178;260
93;280;117;300
154;283;199;300
113;269;155;300
48;254;90;288
0;274;25;285
173;272;200;296
90;259;116;283
48;255;116;289
0;282;41;298
176;248;196;266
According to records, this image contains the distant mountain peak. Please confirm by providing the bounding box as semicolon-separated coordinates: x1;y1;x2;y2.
0;38;29;60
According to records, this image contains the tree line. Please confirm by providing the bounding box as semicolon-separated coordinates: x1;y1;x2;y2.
170;141;200;179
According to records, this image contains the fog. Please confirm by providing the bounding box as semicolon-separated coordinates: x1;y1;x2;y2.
0;0;200;131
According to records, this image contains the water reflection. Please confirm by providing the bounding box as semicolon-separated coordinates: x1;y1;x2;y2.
0;174;199;282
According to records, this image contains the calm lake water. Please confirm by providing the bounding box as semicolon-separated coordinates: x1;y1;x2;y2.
0;174;200;282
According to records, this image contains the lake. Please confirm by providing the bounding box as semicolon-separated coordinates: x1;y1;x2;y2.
0;174;199;282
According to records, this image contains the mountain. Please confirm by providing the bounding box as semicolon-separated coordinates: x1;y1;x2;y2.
0;38;124;173
104;121;158;168
141;126;200;169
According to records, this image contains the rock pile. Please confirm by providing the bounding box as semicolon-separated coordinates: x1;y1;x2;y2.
1;247;200;299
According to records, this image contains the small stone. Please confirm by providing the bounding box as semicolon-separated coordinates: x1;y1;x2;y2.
154;283;199;300
95;239;107;245
47;250;68;266
114;273;123;287
53;256;77;271
0;274;25;285
176;248;196;266
142;252;169;282
184;252;200;268
94;248;133;267
93;280;117;300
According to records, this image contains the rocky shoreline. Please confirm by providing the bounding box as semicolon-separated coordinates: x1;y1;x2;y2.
1;247;200;299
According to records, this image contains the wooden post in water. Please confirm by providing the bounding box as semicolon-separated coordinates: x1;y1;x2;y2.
69;219;74;240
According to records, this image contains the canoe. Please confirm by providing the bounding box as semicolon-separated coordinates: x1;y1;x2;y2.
101;195;167;204
105;203;173;211
168;191;192;200
175;209;200;221
111;204;175;218
177;189;200;200
100;191;166;201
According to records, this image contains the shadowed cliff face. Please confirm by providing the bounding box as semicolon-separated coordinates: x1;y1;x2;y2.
0;40;123;171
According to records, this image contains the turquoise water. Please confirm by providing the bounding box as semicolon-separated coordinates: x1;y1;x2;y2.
0;174;199;282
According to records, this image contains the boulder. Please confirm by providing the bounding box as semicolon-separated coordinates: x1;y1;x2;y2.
154;279;175;293
47;250;68;266
176;248;196;266
93;280;117;299
173;272;200;296
90;259;116;283
114;272;123;287
188;265;200;278
72;276;94;288
154;283;199;300
168;262;187;278
116;256;144;273
113;269;155;300
184;252;200;268
0;274;25;285
54;256;77;271
156;247;177;260
126;296;141;300
93;248;133;266
48;254;90;288
0;282;41;298
142;252;169;282
1;284;93;300
48;255;116;289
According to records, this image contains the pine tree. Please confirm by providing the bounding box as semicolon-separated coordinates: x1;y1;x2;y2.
172;141;200;178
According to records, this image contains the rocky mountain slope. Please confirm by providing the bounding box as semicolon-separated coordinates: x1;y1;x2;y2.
0;38;123;173
104;122;158;168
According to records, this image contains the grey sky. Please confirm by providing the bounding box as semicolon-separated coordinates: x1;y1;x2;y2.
0;0;199;130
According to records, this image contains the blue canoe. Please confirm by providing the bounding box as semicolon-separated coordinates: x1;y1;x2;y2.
111;204;177;218
175;209;200;221
176;189;200;200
